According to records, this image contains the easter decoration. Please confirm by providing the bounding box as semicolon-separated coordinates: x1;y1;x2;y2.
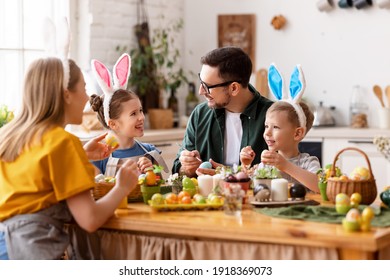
326;147;377;205
342;206;375;232
335;192;375;232
218;164;251;204
316;163;342;201
380;187;390;208
104;132;119;149
268;63;307;134
138;165;165;204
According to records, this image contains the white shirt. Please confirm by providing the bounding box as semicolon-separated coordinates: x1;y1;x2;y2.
224;110;243;166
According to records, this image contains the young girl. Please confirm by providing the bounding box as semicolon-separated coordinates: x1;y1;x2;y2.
240;64;320;192
0;56;139;259
89;54;167;177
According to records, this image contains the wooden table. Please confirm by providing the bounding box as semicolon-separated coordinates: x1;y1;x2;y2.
98;195;390;260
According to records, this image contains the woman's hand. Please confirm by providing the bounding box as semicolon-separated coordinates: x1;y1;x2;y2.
83;133;117;161
137;156;153;173
116;159;139;194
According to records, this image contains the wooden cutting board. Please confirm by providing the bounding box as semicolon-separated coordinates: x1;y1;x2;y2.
255;68;269;97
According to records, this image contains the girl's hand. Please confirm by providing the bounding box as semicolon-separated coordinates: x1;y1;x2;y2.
137;157;153;173
240;146;255;167
83;133;117;161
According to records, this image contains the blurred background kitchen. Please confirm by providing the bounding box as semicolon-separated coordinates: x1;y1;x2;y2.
1;0;390;126
1;0;390;189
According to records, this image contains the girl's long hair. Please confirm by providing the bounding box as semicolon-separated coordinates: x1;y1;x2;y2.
0;57;81;162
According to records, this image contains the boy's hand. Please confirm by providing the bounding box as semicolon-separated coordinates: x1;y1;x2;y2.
261;150;287;170
240;146;255;167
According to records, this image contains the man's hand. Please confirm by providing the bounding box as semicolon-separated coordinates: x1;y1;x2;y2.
195;159;223;176
179;149;202;177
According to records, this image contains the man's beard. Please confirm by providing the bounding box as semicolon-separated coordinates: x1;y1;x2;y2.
207;94;231;109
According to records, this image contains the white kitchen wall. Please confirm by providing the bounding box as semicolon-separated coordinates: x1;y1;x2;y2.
75;0;390;127
183;0;390;127
72;0;186;114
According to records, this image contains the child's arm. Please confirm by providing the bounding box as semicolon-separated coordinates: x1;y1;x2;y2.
261;150;319;193
66;159;139;233
280;163;319;193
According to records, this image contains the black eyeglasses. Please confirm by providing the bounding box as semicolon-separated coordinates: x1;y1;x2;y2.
198;73;240;96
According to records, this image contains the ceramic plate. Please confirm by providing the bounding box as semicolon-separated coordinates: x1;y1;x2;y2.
148;200;224;211
250;198;319;208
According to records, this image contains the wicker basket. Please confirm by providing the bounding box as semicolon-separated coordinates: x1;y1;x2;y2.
92;182;142;202
326;147;377;205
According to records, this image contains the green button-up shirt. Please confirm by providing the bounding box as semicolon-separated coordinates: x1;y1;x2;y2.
172;84;273;173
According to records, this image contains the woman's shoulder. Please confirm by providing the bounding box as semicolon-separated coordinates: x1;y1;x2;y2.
43;126;82;149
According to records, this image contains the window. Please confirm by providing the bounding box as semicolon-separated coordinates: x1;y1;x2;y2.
0;0;69;112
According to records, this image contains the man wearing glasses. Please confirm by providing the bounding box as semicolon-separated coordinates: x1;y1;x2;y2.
172;47;273;177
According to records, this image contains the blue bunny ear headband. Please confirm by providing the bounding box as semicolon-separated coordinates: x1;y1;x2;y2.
268;63;307;133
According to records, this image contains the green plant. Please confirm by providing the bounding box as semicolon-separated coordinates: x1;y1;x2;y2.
254;165;281;179
0;105;14;128
316;164;342;183
121;17;192;108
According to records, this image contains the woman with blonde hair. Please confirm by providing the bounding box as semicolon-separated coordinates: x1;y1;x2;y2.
0;56;139;259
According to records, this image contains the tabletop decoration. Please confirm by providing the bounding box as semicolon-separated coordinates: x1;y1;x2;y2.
93;174;127;208
139;165;165;204
326;147;377;205
316;163;342;201
251;165;281;192
217;164;251;203
166;172;185;194
342;206;374;232
255;204;390;227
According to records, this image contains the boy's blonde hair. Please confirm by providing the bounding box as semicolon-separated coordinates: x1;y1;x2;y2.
0;57;81;162
267;101;314;133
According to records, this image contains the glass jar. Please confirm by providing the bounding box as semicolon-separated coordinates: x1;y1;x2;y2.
350;85;368;128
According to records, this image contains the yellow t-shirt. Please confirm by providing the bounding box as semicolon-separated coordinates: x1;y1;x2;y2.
0;126;95;221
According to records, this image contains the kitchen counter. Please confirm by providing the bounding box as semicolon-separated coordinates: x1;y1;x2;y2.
307;126;390;139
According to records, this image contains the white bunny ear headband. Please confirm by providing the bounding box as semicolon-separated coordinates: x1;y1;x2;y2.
268;63;307;133
42;17;71;90
91;53;131;126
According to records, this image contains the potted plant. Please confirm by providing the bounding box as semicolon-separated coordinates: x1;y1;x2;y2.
0;105;14;128
123;17;191;129
139;165;165;204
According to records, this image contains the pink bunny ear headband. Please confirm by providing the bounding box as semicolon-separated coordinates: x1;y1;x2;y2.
42;17;71;90
268;63;307;134
91;53;131;126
